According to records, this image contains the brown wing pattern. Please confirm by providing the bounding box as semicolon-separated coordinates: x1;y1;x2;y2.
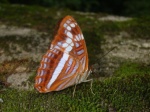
35;15;90;93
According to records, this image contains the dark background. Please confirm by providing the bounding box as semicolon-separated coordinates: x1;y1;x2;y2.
1;0;150;17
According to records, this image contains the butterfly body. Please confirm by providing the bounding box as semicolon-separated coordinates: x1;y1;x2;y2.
35;15;91;93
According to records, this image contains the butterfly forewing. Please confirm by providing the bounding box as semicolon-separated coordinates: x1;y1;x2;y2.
35;15;90;93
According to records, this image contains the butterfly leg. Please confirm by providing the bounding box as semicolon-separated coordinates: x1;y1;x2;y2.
73;84;77;97
72;74;82;97
83;79;95;95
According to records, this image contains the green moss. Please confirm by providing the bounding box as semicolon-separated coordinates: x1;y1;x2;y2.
99;73;150;111
28;71;36;83
0;4;150;39
116;17;150;39
1;62;150;111
0;36;31;53
97;21;121;35
114;61;150;77
0;4;65;31
0;85;104;111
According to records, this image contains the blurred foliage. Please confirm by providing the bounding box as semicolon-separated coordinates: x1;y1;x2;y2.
0;0;9;3
1;0;150;16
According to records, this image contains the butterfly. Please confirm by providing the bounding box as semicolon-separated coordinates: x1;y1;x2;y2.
35;15;92;93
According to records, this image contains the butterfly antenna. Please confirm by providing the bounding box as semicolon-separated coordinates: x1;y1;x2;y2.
91;47;116;74
99;47;116;60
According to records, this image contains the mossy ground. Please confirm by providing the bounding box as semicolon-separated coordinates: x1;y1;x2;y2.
1;62;150;111
0;4;150;111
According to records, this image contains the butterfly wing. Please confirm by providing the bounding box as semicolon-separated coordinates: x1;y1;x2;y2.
35;16;90;93
52;16;88;72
